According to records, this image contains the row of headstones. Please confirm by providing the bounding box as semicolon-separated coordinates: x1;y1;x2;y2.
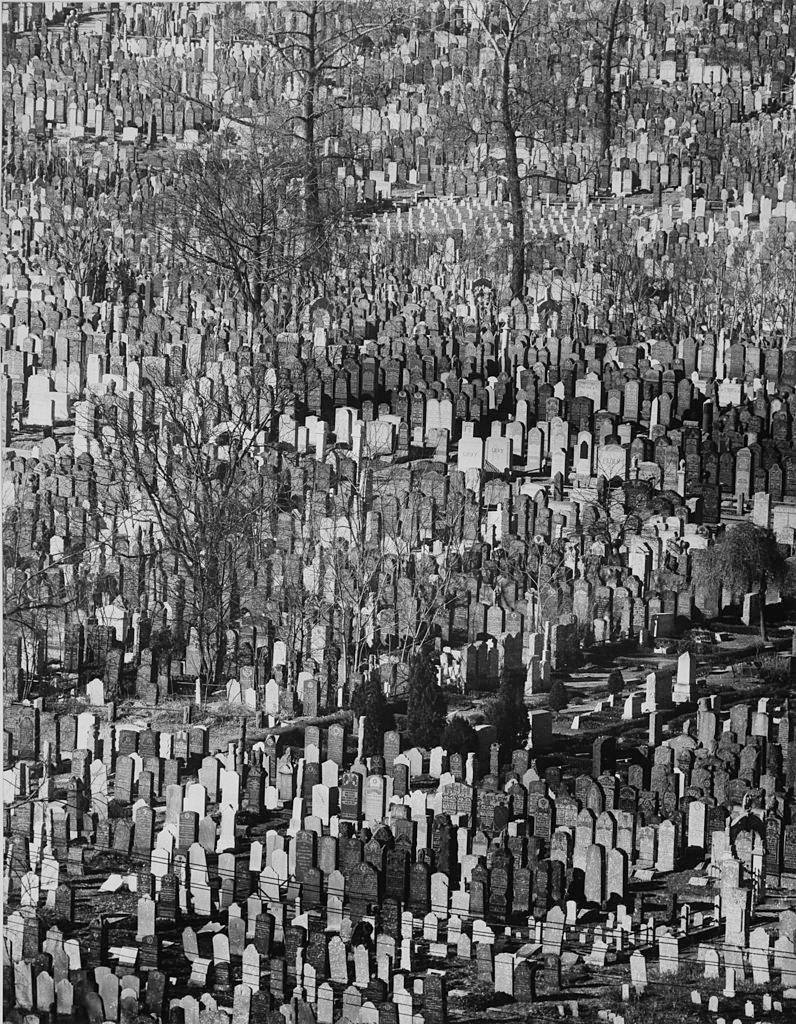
0;512;700;693
8;857;630;1020
6;692;794;1019
16;272;796;430
4;220;786;423
10;657;794;779
26;835;786;1019
23;361;773;478
1;4;581;206
10;718;783;940
370;191;796;329
5;724;643;896
10;693;795;834
13;219;786;376
9;950;447;1024
12;316;796;519
29;892;762;1019
13;857;787;1024
16;339;796;461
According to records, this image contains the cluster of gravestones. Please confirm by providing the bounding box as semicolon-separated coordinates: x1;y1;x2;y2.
4;1;796;713
5;3;796;1022
5;674;796;1024
5;242;796;701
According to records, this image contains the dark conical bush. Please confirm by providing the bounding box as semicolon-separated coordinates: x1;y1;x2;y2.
486;667;529;748
548;678;569;712
351;674;393;758
406;647;447;749
442;716;479;755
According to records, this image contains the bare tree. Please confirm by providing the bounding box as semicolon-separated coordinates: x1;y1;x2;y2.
47;197;119;300
248;443;469;692
467;0;533;297
153;126;329;327
91;360;288;692
722;233;796;341
464;1;589;297
492;534;573;634
568;1;635;164
259;1;398;249
3;469;92;688
292;446;469;685
265;506;327;683
600;1;625;158
597;221;796;345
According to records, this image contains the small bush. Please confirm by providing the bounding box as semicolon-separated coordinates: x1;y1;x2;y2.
758;655;789;687
486;670;530;748
548;679;569;711
442;716;479;755
607;668;624;695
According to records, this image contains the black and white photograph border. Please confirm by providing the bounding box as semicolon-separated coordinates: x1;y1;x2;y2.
3;3;796;1023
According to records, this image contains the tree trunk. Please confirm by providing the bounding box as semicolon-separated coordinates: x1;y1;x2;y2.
501;50;524;298
601;0;622;161
213;631;226;689
199;637;212;704
250;239;263;324
303;3;322;258
759;574;767;642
